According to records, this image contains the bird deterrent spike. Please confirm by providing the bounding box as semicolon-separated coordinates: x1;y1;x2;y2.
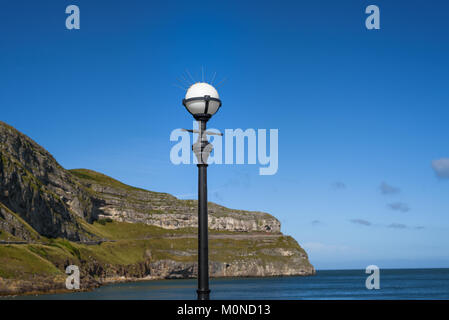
173;84;187;91
177;76;190;88
210;72;217;85
215;77;227;88
185;69;196;84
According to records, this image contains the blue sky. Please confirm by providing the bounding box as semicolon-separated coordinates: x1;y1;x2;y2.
1;0;448;269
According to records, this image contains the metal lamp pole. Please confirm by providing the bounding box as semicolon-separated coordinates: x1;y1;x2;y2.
182;87;222;301
193;114;212;300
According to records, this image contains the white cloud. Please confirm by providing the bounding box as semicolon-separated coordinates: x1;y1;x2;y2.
380;182;400;195
388;202;410;212
350;219;372;226
331;181;346;190
432;158;449;179
388;223;407;229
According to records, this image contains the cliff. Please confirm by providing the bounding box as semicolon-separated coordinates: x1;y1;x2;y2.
0;121;314;296
70;168;281;233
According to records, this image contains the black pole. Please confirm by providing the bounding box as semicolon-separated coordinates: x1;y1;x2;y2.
196;119;210;300
197;163;210;300
183;94;221;301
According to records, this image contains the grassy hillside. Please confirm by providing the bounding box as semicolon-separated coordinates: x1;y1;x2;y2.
0;236;308;270
0;220;311;295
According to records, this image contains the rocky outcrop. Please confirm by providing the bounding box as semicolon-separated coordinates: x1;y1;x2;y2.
0;122;97;240
71;169;281;233
0;203;38;241
0;276;70;296
84;258;314;282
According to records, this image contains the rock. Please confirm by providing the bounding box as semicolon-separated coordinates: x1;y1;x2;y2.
0;121;96;240
72;169;281;233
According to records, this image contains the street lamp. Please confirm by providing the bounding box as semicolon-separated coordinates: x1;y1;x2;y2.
182;82;222;300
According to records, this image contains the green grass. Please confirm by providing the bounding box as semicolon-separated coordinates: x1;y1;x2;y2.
97;218;113;225
46;239;81;260
70;169;158;194
27;242;77;266
77;219;196;240
78;219;271;240
77;240;154;265
209;236;306;263
0;245;62;279
0;230;21;241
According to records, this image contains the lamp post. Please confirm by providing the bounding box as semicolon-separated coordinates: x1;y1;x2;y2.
182;82;222;300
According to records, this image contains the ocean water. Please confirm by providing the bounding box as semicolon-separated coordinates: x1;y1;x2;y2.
5;268;449;300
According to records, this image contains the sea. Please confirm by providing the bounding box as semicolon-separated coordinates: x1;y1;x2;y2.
4;268;449;300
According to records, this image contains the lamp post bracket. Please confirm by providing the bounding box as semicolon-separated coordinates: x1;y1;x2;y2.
181;128;223;136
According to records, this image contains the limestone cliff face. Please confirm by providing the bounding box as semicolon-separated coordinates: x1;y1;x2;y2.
0;122;97;240
83;258;315;283
0;203;38;241
72;170;281;233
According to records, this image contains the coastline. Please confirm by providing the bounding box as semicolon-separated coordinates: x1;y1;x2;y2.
0;271;316;298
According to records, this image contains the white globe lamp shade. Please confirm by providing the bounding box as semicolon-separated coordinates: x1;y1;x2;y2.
183;82;222;118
